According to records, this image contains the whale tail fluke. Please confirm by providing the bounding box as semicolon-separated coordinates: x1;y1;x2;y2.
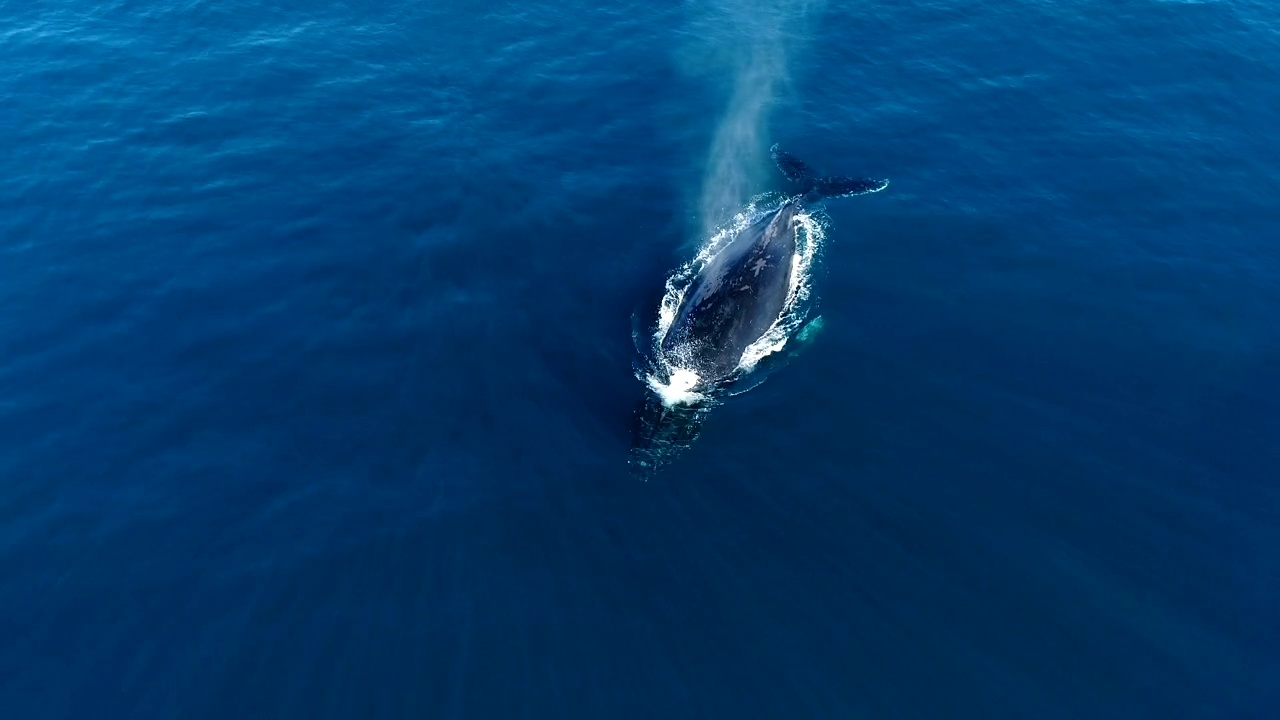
770;144;888;199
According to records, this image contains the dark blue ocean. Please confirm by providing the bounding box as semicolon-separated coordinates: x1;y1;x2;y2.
2;0;1278;717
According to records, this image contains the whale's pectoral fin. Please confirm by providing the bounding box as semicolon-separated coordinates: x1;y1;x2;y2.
771;143;889;199
813;176;889;197
770;144;813;184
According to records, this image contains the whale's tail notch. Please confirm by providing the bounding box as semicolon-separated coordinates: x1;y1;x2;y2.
770;144;888;200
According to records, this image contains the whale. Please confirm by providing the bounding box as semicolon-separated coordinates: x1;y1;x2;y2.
655;145;887;394
629;144;887;477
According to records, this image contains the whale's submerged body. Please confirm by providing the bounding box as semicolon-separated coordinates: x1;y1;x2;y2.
629;145;888;477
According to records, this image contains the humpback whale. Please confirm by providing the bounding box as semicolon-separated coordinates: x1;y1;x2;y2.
656;145;887;394
629;145;887;476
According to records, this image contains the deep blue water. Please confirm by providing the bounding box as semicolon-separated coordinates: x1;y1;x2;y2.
2;0;1278;717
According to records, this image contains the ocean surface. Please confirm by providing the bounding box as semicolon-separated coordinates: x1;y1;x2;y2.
2;0;1278;717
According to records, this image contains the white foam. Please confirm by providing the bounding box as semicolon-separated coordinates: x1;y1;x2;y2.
647;366;707;407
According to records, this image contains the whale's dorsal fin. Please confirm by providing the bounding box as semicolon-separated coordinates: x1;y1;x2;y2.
770;143;888;199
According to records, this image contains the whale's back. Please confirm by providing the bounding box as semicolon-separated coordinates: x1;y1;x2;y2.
661;202;801;383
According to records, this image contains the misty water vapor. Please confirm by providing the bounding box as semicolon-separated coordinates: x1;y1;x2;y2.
687;0;823;237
